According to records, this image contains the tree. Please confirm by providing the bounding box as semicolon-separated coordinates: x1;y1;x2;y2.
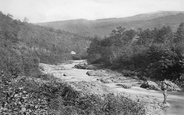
152;26;173;44
23;17;29;23
174;23;184;43
137;29;152;46
109;26;125;37
7;13;13;18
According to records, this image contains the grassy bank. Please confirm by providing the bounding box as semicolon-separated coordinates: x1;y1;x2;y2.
0;73;146;115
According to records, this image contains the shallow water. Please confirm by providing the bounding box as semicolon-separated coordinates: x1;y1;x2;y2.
40;60;184;115
134;88;184;115
162;91;184;115
111;86;184;115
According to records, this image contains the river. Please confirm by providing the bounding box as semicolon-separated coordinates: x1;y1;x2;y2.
111;85;184;115
40;60;184;115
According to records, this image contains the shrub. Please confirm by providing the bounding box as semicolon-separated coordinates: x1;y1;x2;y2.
0;73;146;115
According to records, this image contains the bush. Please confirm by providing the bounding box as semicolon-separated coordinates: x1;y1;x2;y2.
0;46;23;77
0;73;146;115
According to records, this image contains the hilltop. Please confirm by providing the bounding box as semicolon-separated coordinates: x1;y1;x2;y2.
38;11;184;37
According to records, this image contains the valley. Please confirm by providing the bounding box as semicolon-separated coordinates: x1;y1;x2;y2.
0;9;184;115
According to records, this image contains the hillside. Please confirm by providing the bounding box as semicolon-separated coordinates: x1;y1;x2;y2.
38;11;184;37
18;23;91;61
0;11;91;76
1;12;90;58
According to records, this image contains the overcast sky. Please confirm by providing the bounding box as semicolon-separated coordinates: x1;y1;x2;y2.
0;0;184;23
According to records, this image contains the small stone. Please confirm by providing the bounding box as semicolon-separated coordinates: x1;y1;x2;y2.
21;107;26;112
35;105;38;109
14;94;18;97
63;73;67;76
19;87;24;90
23;91;27;93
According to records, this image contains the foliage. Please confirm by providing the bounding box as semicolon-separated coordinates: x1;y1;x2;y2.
0;73;145;115
0;11;91;77
87;24;184;82
143;44;184;80
0;74;48;114
174;23;184;43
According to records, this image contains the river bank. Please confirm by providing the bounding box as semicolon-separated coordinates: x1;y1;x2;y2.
39;60;184;115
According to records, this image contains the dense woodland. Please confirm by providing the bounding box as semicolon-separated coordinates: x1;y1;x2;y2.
87;24;184;87
0;11;91;77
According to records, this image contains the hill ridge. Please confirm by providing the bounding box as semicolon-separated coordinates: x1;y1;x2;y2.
37;11;184;37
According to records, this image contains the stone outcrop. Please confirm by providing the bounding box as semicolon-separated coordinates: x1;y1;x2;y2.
116;84;132;89
140;80;161;90
74;63;96;70
141;80;181;91
163;80;181;91
86;70;108;76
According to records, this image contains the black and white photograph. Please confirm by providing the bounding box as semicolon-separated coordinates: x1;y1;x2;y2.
0;0;184;114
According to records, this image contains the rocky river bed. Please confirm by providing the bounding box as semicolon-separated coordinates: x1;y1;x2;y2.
39;60;184;115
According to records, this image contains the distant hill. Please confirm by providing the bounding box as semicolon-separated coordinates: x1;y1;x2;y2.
38;11;184;37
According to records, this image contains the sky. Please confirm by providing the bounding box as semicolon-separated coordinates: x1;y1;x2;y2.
0;0;184;23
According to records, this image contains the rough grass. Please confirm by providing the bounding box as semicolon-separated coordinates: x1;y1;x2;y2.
0;74;146;115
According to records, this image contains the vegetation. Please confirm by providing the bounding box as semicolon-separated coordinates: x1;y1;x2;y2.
0;11;146;115
0;11;91;76
0;11;93;114
0;73;145;115
1;10;184;114
87;24;184;87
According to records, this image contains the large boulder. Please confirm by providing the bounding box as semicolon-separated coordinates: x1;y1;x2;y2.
86;70;108;77
74;63;96;70
140;80;161;90
163;80;181;91
116;84;132;89
97;78;112;83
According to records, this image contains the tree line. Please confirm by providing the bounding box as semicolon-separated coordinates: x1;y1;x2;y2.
87;24;184;82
